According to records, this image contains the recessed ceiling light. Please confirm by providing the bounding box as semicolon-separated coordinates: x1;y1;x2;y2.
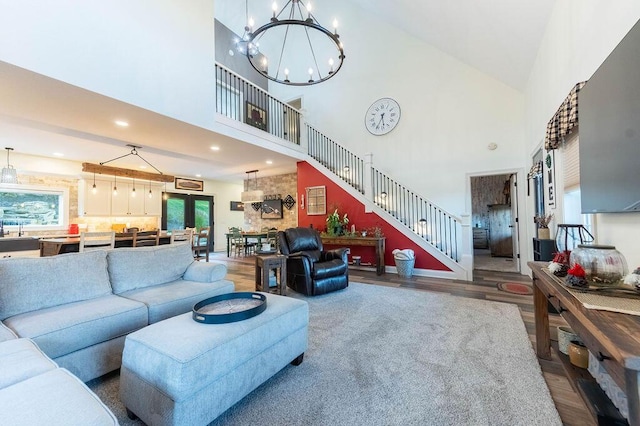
115;120;129;127
195;174;202;178
53;152;64;157
210;146;220;151
139;165;147;169
266;160;273;164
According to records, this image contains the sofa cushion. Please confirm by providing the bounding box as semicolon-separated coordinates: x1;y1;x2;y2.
0;368;118;425
0;321;17;342
0;251;112;321
108;243;195;294
0;338;58;389
119;279;235;324
3;295;148;359
183;261;227;282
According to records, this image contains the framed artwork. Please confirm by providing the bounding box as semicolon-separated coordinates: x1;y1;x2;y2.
306;186;326;215
175;177;204;191
261;199;283;219
230;201;244;211
245;102;268;131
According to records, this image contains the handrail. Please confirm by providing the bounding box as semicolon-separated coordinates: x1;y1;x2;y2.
215;63;302;145
306;125;365;194
371;168;460;262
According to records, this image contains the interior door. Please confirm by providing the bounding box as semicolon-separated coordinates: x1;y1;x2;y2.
509;174;521;272
162;193;214;250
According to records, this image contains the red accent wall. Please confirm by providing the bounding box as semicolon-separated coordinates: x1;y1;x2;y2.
296;161;450;271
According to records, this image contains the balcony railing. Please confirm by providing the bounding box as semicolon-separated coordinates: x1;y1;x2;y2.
215;63;301;145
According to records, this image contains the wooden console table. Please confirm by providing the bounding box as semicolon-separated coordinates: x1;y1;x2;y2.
530;262;640;425
321;236;385;275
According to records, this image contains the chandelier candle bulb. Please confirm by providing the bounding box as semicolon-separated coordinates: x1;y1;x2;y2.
333;19;338;34
272;2;277;18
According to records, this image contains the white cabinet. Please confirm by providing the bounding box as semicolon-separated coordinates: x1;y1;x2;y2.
79;179;111;216
144;186;163;216
79;179;163;216
112;183;145;216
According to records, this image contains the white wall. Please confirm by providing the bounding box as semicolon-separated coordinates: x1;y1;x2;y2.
0;0;216;130
228;0;527;217
524;1;640;269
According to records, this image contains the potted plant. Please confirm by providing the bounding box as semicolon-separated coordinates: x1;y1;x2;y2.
534;213;554;239
326;209;349;236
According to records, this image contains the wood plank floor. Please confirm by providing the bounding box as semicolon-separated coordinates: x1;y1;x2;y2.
211;253;595;426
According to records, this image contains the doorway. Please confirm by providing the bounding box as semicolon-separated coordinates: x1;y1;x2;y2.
162;193;214;250
470;173;520;273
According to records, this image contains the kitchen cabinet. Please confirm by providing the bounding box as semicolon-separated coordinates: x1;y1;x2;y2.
144;186;162;216
79;179;162;216
488;204;513;257
79;179;112;216
472;228;488;249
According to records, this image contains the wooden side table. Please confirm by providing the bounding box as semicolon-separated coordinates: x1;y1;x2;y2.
255;254;287;295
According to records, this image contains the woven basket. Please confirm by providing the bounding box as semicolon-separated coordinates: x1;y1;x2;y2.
394;258;415;278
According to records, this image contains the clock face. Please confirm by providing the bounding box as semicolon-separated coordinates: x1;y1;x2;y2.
365;98;401;135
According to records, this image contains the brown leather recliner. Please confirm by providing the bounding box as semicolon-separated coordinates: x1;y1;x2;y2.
277;227;349;296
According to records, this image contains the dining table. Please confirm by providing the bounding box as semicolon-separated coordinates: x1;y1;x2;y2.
224;231;268;256
39;232;171;256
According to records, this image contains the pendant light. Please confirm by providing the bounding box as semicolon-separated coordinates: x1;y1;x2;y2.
240;170;264;203
148;180;153;198
131;178;136;197
92;173;97;194
1;147;18;184
113;175;118;196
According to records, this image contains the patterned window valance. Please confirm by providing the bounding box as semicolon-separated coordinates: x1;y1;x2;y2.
544;81;587;150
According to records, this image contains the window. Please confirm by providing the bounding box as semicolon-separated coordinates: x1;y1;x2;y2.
0;185;68;230
306;186;326;215
561;132;594;234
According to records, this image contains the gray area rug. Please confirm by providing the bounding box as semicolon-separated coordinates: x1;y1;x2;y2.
88;283;561;425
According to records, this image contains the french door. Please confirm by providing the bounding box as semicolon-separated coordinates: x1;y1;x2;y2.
162;193;214;250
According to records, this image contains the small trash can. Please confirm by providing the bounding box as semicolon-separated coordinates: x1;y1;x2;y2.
394;258;415;278
393;249;416;278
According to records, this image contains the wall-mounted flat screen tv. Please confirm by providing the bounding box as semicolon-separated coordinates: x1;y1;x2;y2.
580;18;640;213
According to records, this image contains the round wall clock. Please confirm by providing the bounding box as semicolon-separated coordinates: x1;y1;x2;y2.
365;98;401;136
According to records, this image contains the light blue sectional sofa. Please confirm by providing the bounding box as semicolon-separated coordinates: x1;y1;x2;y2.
0;242;234;424
0;242;234;382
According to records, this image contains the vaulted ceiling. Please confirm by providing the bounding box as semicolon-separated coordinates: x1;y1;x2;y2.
1;1;558;182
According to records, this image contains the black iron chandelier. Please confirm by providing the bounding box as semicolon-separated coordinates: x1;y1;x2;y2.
236;0;345;86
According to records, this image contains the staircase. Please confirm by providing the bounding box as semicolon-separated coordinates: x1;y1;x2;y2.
215;63;472;280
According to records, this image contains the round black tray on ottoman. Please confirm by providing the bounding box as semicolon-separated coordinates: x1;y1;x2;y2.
192;292;267;324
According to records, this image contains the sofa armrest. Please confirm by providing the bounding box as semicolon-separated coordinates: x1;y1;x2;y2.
322;248;349;263
183;262;227;283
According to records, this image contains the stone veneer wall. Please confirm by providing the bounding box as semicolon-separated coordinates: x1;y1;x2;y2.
17;174;159;237
242;173;298;232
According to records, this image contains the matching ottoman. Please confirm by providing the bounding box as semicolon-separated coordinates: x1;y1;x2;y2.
120;293;309;426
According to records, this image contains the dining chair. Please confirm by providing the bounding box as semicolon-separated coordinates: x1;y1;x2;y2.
170;228;194;244
79;231;116;252
193;227;211;261
132;229;160;247
230;228;249;257
267;228;278;250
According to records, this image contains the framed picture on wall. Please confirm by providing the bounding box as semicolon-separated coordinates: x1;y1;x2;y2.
230;201;244;211
261;199;283;219
175;177;204;191
245;102;267;131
